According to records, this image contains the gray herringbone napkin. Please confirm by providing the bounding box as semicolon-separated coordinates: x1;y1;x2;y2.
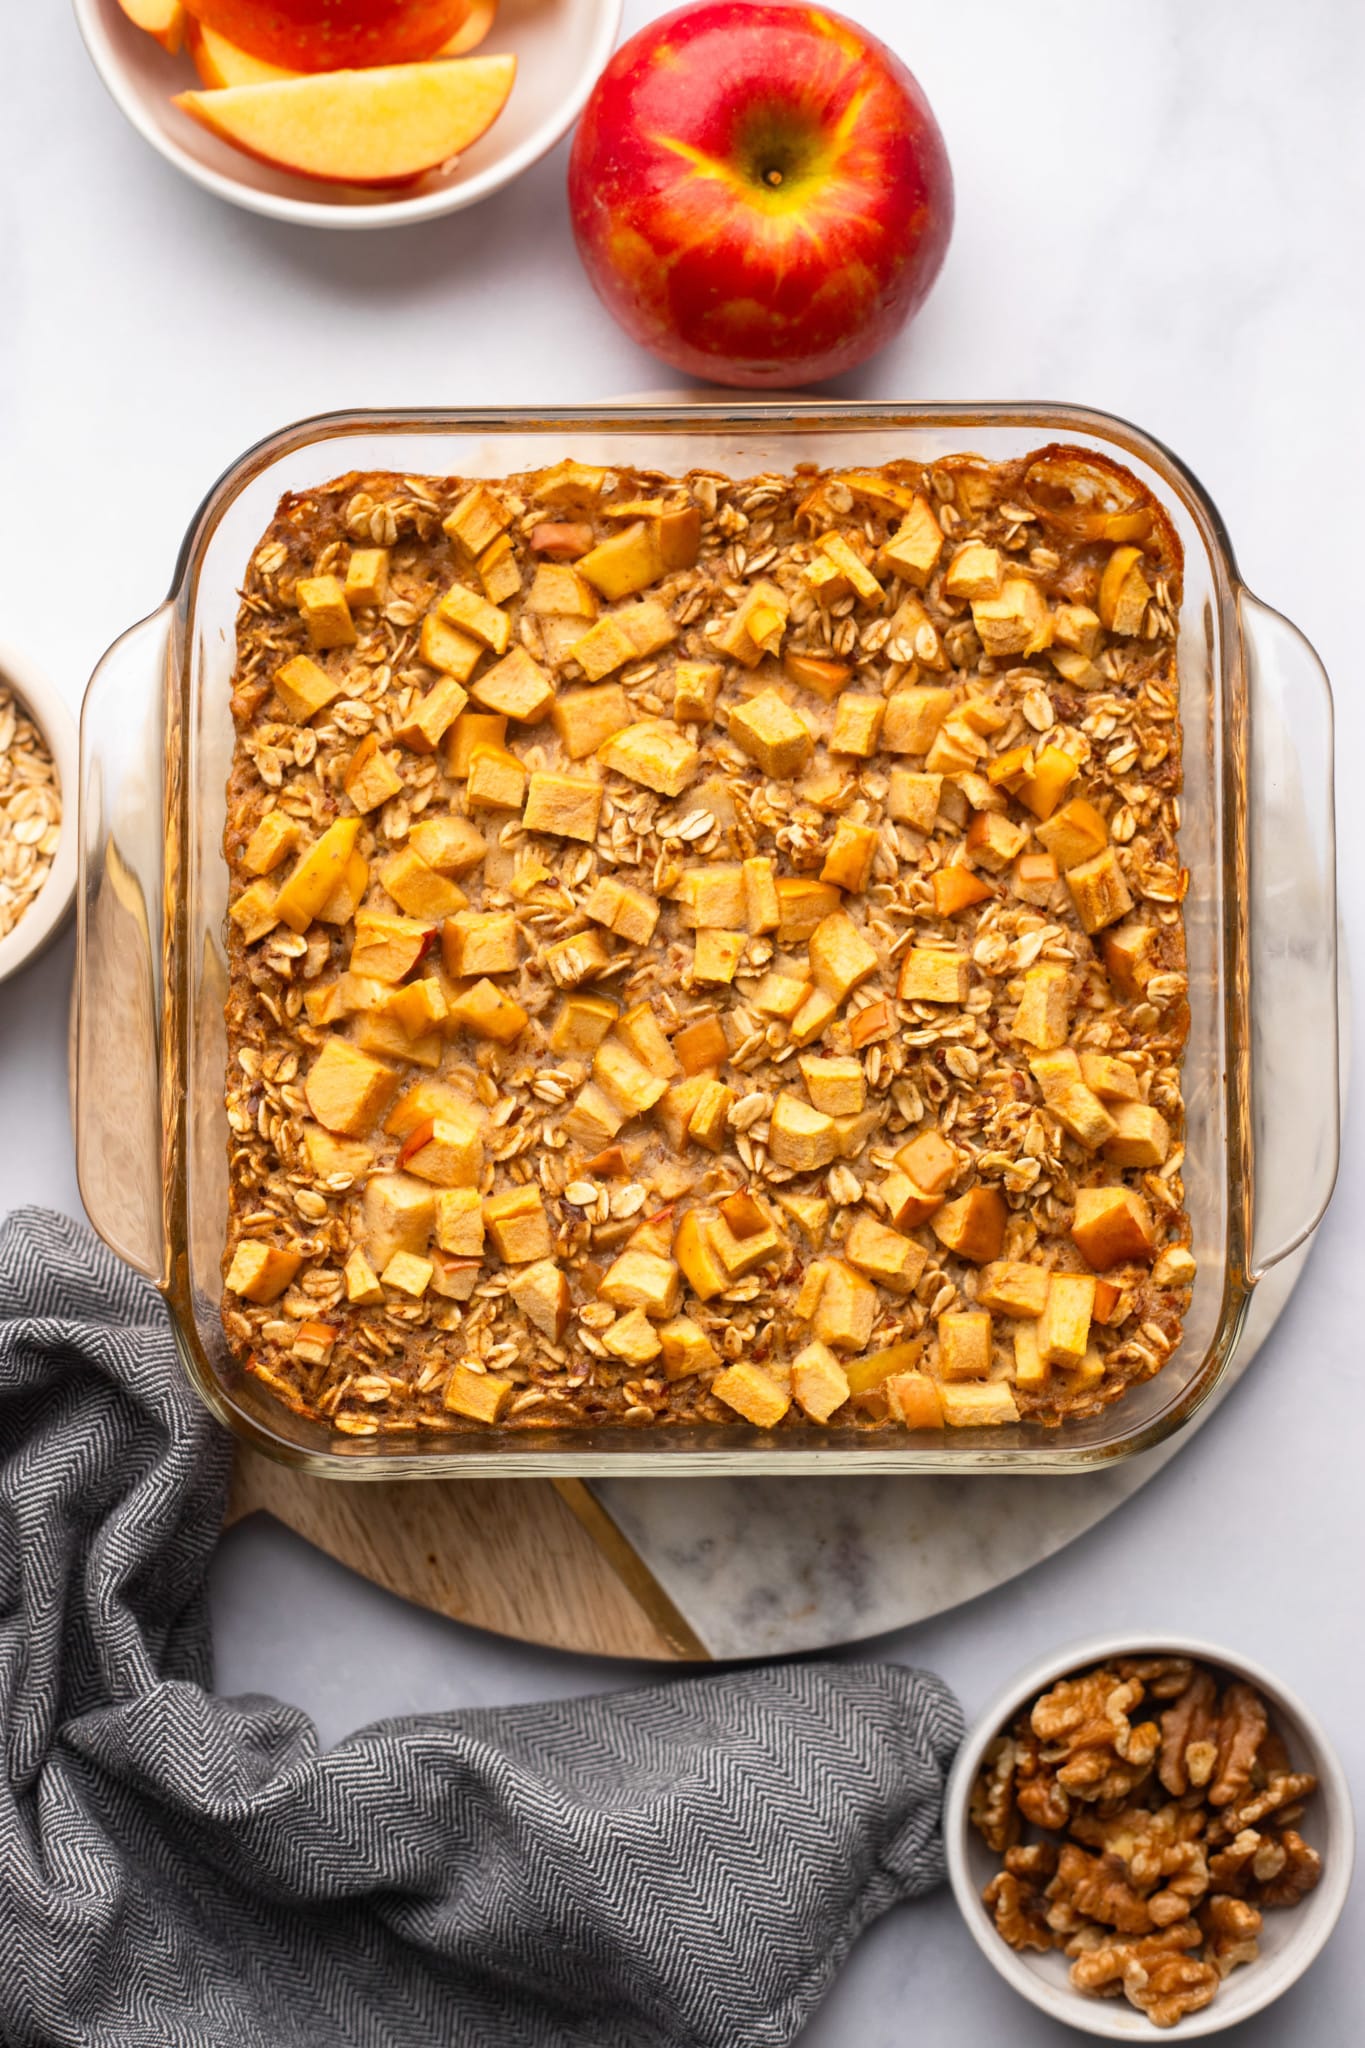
0;1207;961;2048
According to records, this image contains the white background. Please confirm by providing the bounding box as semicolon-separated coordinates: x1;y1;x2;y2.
3;1;1362;2040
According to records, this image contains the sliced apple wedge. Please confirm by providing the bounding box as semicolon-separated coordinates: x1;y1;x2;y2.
187;20;298;89
116;0;187;55
441;0;498;56
173;56;517;189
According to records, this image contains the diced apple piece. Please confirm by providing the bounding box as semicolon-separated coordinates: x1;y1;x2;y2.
531;521;594;561
444;711;508;778
884;686;953;755
549;994;618;1058
340;1248;384;1306
1067;848;1135;934
658;1315;719;1382
1102;921;1158;997
808;531;883;605
932;867;993;918
676;865;745;930
317;849;370;928
229;879;280;945
398;1114;485;1188
940;1382;1018;1426
770;1192;829;1245
384;1078;482;1139
343;732;404;815
583;876;661;948
798;1054;865;1117
601;1308;662;1366
379;848;465;921
1053;603;1103;655
712;1362;790;1428
393;674;469;754
820;820;880;895
1037;798;1108;872
438;580;510;654
523;771;603;844
174;56;518;190
302;1123;372;1184
563;1082;625;1149
384;977;449;1038
972;576;1052;658
294;575;355;650
693;929;745;985
465;745;526;812
507;1259;571;1342
978;1261;1050;1318
543;929;613;989
443;1363;511;1424
442;910;518;978
1038;1273;1096;1368
843;1337;925;1398
361;1172;436;1273
598;1247;680;1319
768;1093;840;1172
810;912;880;1002
845;1214;926;1295
673;1014;729;1074
242;809;300;878
447;977;528;1045
673;661;723;724
343;547;389;611
937;1309;992;1380
348;908;432;983
407;814;486;878
443;485;512;560
1104;1101;1172;1168
483;1187;553;1265
708;1208;782;1278
782;650;852;702
897;1130;959;1196
1079;1054;1141;1102
932;1187;1007;1265
790;1340;850;1423
225;1239;301;1304
812;1260;877;1351
1011;961;1072;1051
877;495;944;585
774;879;840;945
273;818;361;933
748;973;806;1024
578;522;664;600
898;947;970;1005
1098;544;1152;635
469;646;554;724
966;811;1028;875
304;1039;397;1137
593;1036;668;1118
419;612;482;683
847;999;894;1050
434;1188;485;1258
291;1321;338;1369
673;1211;727;1301
598;721;699;798
924;715;985;778
885;770;942;835
1072;1186;1157;1268
553;683;630;760
1016;745;1078;823
273;654;342;723
944;541;1001;599
789;988;839;1048
728;691;812;780
885;1372;945;1428
354;1009;441;1069
1013;851;1060;906
477;534;521;605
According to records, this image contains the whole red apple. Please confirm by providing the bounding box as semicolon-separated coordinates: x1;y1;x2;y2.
568;1;953;388
189;0;470;72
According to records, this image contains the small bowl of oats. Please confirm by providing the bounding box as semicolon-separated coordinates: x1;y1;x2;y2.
944;1634;1353;2036
0;646;77;986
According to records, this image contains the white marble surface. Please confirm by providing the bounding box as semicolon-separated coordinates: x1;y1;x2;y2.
3;0;1362;2039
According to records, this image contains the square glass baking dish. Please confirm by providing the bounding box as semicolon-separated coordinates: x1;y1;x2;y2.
75;402;1339;1477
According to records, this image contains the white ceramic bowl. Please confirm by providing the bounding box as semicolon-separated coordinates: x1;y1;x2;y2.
74;0;623;229
0;644;78;987
945;1633;1354;2039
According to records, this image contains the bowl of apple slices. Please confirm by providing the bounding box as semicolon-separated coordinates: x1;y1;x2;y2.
75;0;623;227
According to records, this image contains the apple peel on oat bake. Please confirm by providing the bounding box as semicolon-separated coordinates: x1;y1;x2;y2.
220;449;1193;1438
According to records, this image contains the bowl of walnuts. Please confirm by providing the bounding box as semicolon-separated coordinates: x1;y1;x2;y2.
944;1634;1354;2036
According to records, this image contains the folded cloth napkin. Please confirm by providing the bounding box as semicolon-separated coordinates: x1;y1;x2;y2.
0;1208;961;2048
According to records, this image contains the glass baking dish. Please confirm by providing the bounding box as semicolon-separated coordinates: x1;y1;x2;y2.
75;402;1339;1477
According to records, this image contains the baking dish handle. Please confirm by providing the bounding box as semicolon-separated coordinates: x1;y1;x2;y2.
1240;592;1340;1279
76;606;174;1287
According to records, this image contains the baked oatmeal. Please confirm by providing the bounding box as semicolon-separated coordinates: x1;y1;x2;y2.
221;446;1193;1437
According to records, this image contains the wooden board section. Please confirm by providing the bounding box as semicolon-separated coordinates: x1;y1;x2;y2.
226;1448;709;1662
